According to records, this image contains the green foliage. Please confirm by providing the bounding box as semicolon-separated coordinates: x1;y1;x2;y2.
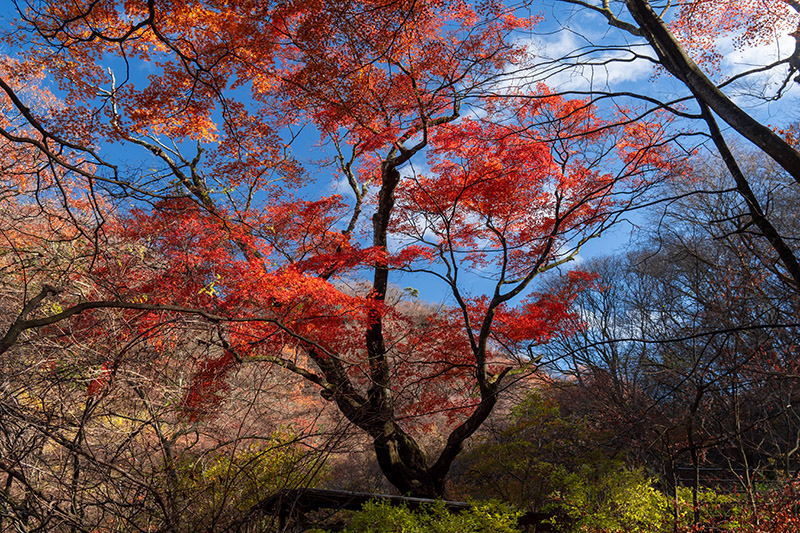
674;486;744;531
326;500;522;533
457;391;676;532
667;481;800;532
551;467;671;532
175;433;324;528
456;391;617;511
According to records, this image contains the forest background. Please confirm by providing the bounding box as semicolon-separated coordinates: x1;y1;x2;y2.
1;0;799;530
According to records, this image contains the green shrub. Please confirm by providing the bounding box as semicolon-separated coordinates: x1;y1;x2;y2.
550;466;672;532
673;486;744;531
174;433;325;529
455;391;610;511
327;499;522;533
456;391;674;532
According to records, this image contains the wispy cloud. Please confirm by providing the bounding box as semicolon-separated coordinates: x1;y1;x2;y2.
516;30;657;93
717;33;800;109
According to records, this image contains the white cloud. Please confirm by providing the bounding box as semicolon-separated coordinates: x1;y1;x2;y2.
512;31;657;93
719;33;800;100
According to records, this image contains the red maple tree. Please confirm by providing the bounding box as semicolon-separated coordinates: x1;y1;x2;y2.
0;0;680;497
